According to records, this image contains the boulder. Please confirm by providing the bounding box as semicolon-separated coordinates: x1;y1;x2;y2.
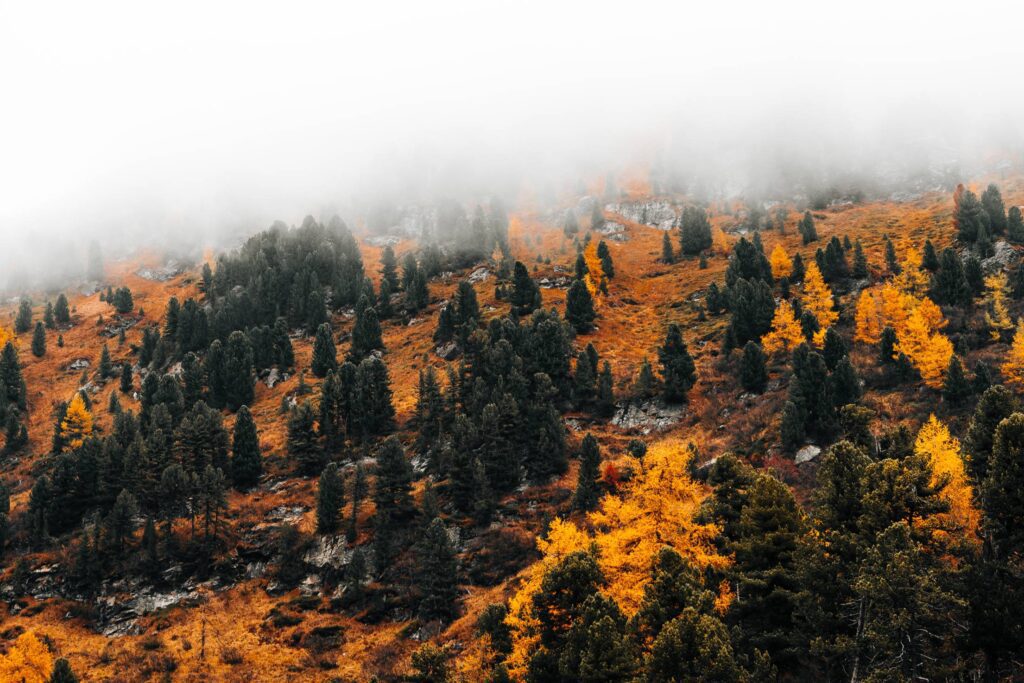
795;445;821;465
436;342;460;360
611;400;687;434
605;201;677;231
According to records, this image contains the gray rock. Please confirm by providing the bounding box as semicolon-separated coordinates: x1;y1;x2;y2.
981;240;1018;272
605;201;677;231
136;260;184;282
611;400;687;434
266;367;282;388
795;445;821;464
68;358;91;371
468;267;491;284
436;341;460;360
304;535;353;570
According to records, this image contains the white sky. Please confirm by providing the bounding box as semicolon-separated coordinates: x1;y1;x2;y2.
1;0;1024;280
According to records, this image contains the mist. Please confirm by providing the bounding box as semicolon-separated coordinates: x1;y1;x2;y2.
3;0;1024;290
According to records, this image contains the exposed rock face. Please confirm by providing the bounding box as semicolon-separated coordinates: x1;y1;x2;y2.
605;201;677;231
611;400;687;434
467;267;491;284
68;358;91;371
597;221;628;242
981;240;1019;272
538;276;572;290
435;341;460;360
365;235;401;248
303;536;354;570
136;260;185;282
795;444;821;464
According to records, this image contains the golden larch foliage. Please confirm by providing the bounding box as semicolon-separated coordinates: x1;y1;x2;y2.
0;630;54;683
60;393;93;450
984;272;1014;341
0;325;13;349
584;241;604;300
769;244;792;279
854;290;882;345
893;307;953;388
800;261;837;345
894;247;929;296
711;226;734;256
914;415;981;543
1001;319;1024;389
761;300;804;355
504;439;729;678
878;282;911;337
863;282;953;386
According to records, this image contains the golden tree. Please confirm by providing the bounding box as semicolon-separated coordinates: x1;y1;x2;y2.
0;630;54;683
60;393;93;450
504;439;729;678
984;272;1014;341
1002;319;1024;389
914;415;980;542
800;261;837;345
894;307;953;388
0;325;13;349
769;244;793;279
894;246;929;295
878;282;911;336
854;290;882;344
761;300;804;355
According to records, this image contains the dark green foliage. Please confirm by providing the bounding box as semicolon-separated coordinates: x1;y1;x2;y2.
373;436;414;567
647;608;743;682
510;261;542;316
316;462;344;534
573;433;602;511
54;293;71;324
727;278;775;348
821;327;847;370
31;322;46;357
785;344;837;445
942;355;971;408
933;247;971;305
288;400;322;474
879;325;897;363
351;356;395;439
1009;205;1024;243
453;280;480;342
222;330;254;410
49;657;79;683
983;413;1024;558
964;254;984;296
596;361;615;417
658;323;695;402
679;206;713;254
416;518;460;622
349;304;383;362
884;235;900;274
596;240;614;278
922;239;939;271
380;245;399;292
705;282;725;314
789;252;805;282
956;187;986;242
231;405;261;488
799;210;818;245
119;362;133;394
852;239;869;278
311;322;337;378
564;279;596;333
15;299;33;333
661;232;675;264
740;341;768;392
111;287;134;314
725;237;772;287
981;183;1006;234
829;356;861;408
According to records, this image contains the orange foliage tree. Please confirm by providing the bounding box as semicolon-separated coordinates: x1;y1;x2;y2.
1002;319;1024;389
0;630;54;683
800;262;837;345
893;307;953;388
504;439;729;678
984;272;1013;341
894;247;929;296
769;244;792;279
854;290;881;344
914;415;980;542
60;393;94;450
761;300;804;355
0;325;13;349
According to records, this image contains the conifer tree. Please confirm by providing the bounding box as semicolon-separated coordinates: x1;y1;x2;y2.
1008;205;1024;243
15;299;32;334
633;356;656;399
380;245;399;292
316;462;345;534
376;278;394;319
761;300;804;355
679;206;713;254
800;262;837;345
348;304;383;362
829;356;861;408
799;210;818;244
49;657;78;683
119;362;133;394
31;322;46;357
941;355;971;407
661;232;676;264
311;322;337;378
60;393;93;450
510;261;542;316
416;517;460;622
596;361;615;417
573;433;602;511
98;343;112;378
740;341;768;392
852;239;869;278
352;356;395;438
434;303;456;345
658;323;696;402
288;400;322;474
231;405;261;488
981;183;1007;234
884;235;900;274
596;240;614;278
54;293;70;324
964;385;1016;486
821;327;847;371
223;330;254;410
565;279;596;333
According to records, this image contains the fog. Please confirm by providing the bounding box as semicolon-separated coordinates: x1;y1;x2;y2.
2;0;1024;289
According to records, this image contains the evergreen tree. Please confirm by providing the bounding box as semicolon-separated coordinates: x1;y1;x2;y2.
564;280;596;333
596;361;615;417
981;183;1007;234
415;517;460;622
933;248;971;305
879;325;898;363
376;278;394;319
646;608;744;682
231;405;261;488
829;356;861;408
659;323;695;402
98;343;112;378
316;462;345;534
725;237;772;286
563;209;579;237
119;362;133;394
596;240;614;278
49;658;78;683
223;330;254;410
351;356;395;438
43;302;55;329
964;385;1016;486
380;244;399;292
54;293;70;324
852;239;869;278
633;356;656;399
884;235;900;274
573;433;602;511
982;413;1024;558
740;341;768;393
31;322;46;357
311;322;338;378
349;304;383;362
510;261;542;316
821;327;848;371
941;355;971;407
105;488;139;552
799;210;818;245
922;239;939;271
679;206;713;255
204;339;227;407
965;254;985;296
434;303;456;345
374;436;415;567
288;400;322;474
196;465;227;541
15;299;32;333
1008;205;1024;243
273;317;295;368
661;231;676;264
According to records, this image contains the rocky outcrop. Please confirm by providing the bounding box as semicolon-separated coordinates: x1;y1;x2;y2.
611;400;687;434
136;260;185;282
981;240;1019;272
605;201;677;231
795;445;821;465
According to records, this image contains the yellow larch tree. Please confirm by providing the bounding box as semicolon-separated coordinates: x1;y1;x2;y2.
878;282;911;336
504;439;729;678
0;630;54;683
60;393;94;450
914;415;980;543
854;290;882;344
984;272;1014;341
894;246;929;295
761;300;805;355
893;307;953;388
0;325;13;349
1002;318;1024;389
769;244;793;279
712;225;734;256
800;261;837;345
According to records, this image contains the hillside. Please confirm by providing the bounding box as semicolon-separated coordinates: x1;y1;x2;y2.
1;175;1024;681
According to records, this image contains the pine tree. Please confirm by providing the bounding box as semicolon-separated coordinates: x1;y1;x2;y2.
380;245;399;292
231;405;261;488
49;657;78;683
981;183;1007;234
799;210;818;245
829;356;861;408
633;357;656;399
105;488;139;552
311;322;338;378
1008;205;1024;243
15;299;32;334
316;462;345;534
119;363;133;394
740;341;768;392
349;304;383;362
646;608;744;682
196;465;227;541
679;206;713;255
510;261;542;316
223;330;254;410
374;436;414;568
884;235;900;274
352;356;395;438
98;343;112;378
54;293;71;324
31;322;46;357
565;280;596;333
288;400;322;474
661;232;676;264
852;239;869;278
964;385;1016;486
596;361;615;417
573;433;602;511
821;327;848;370
415;517;460;622
434;303;456;345
596;240;614;279
965;254;985;295
659;323;696;402
60;393;93;450
376;278;394;319
941;355;971;407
